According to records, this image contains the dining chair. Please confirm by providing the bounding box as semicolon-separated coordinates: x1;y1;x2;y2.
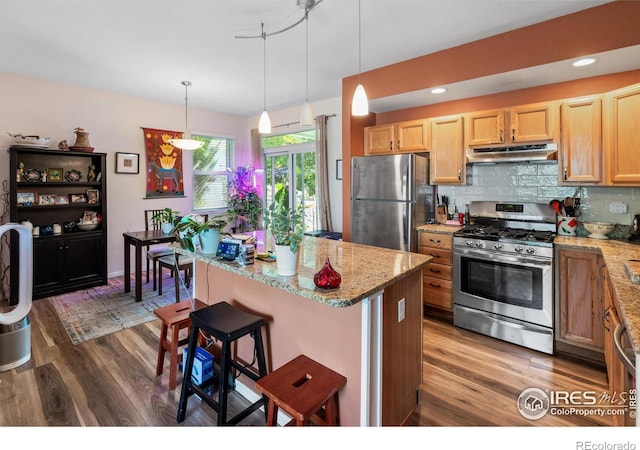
144;209;175;290
157;252;193;302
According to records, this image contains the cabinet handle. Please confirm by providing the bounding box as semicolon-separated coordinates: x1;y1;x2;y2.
614;322;636;374
397;140;400;150
511;128;515;141
429;268;442;273
428;253;441;258
429;238;442;244
389;141;393;151
499;130;503;142
563;168;568;181
429;282;441;288
457;170;462;181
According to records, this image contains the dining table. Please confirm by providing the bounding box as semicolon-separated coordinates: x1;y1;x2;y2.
123;229;177;302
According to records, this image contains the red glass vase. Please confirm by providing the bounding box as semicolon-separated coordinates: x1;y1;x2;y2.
313;257;342;289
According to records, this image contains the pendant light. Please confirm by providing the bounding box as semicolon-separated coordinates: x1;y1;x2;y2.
259;23;272;134
351;0;369;116
299;11;314;126
169;81;203;151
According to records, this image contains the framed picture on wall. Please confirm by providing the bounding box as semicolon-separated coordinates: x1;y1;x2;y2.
115;152;140;174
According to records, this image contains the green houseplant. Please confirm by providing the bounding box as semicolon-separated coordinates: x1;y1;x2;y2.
172;214;227;253
151;208;181;234
227;166;262;233
263;187;305;276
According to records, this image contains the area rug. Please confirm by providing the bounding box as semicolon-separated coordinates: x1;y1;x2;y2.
48;275;192;345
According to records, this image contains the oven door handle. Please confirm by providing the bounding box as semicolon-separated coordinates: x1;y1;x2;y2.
454;248;552;267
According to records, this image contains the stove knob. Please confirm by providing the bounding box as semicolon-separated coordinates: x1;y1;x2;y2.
494;243;503;250
514;246;524;253
475;241;484;248
466;240;474;247
526;247;536;255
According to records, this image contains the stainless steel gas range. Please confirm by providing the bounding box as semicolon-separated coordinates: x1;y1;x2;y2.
452;201;556;354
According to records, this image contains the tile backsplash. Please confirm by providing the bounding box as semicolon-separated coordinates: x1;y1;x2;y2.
437;162;640;238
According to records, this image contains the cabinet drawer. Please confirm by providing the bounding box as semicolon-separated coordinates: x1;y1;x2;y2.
419;232;452;250
423;276;453;311
419;247;452;266
423;263;452;280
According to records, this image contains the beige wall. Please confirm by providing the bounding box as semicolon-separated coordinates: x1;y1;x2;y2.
0;71;250;277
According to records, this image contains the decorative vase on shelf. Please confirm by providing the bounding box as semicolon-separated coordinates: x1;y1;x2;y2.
313;257;342;289
274;244;300;276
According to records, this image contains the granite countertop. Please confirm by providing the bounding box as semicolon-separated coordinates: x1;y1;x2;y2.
555;236;640;353
417;223;462;234
175;232;431;309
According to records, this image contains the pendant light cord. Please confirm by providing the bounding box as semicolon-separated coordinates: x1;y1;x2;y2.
262;23;267;111
183;81;190;134
305;11;309;101
358;0;362;84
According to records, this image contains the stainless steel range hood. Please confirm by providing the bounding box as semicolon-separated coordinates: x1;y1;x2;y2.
466;143;558;164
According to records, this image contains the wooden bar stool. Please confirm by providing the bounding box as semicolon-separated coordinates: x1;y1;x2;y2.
255;354;347;426
176;301;268;426
154;299;206;390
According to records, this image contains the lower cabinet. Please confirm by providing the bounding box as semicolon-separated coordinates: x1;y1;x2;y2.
32;232;106;299
602;270;635;427
418;231;453;314
555;247;604;358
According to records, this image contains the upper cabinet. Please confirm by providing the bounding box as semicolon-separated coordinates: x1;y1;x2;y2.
604;83;640;185
430;114;465;185
466;102;557;147
364;119;429;155
559;96;603;185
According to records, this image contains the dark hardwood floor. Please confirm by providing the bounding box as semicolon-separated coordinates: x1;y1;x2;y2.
1;281;613;427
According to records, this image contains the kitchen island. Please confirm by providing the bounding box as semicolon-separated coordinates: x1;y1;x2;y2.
178;232;431;426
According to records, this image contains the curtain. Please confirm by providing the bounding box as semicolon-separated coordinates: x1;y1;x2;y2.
250;128;262;168
315;114;333;231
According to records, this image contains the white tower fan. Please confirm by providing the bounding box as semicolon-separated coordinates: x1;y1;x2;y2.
0;223;33;372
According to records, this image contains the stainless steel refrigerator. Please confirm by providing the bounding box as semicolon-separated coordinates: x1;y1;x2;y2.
351;153;435;252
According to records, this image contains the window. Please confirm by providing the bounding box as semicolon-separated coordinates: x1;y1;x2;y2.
192;133;234;211
263;129;317;231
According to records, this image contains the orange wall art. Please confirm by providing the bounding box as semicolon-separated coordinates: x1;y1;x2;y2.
142;127;185;198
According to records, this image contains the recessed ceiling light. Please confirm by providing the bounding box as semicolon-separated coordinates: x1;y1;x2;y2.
572;58;596;67
431;87;447;94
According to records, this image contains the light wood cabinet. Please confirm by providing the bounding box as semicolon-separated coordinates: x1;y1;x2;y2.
510;102;556;143
467;109;505;146
418;231;453;312
604;83;640;185
466;102;557;147
430;114;465;185
602;273;627;426
555;248;604;353
560;96;603;185
364;119;429;155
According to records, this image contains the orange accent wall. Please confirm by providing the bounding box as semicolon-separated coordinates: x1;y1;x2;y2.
341;1;640;241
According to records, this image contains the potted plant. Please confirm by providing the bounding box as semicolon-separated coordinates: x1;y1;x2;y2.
151;207;181;234
263;187;305;276
172;214;227;254
227;166;262;233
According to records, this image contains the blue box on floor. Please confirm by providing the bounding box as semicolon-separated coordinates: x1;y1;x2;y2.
182;346;214;385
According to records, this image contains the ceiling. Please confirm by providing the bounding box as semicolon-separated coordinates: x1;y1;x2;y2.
0;0;629;117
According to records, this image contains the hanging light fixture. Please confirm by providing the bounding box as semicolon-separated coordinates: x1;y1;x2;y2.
352;0;368;116
299;11;313;126
258;23;272;134
168;81;203;151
